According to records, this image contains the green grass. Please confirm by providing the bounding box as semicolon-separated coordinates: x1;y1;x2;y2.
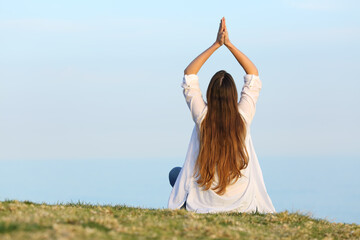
0;199;359;239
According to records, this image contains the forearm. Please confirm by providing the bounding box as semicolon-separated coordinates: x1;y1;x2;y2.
226;42;258;75
184;42;221;75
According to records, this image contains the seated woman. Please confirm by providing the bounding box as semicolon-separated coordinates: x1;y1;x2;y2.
168;17;276;214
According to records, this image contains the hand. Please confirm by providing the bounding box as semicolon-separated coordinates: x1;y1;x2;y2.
215;17;226;46
223;17;231;47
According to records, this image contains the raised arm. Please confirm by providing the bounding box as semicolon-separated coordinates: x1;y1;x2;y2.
184;18;226;75
223;18;259;76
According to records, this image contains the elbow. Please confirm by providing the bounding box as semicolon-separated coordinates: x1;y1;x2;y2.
184;68;189;75
184;68;197;75
253;66;259;76
247;68;259;76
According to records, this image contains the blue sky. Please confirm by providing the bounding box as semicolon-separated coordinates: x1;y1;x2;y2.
1;0;359;161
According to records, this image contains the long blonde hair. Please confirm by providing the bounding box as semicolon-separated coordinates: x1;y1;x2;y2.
194;70;249;195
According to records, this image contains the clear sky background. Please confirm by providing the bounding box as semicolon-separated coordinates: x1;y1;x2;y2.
1;0;360;224
0;0;360;160
1;0;359;161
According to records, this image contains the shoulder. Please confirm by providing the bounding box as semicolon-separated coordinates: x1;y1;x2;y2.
197;105;208;127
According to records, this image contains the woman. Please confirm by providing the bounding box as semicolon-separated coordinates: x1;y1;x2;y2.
168;17;275;214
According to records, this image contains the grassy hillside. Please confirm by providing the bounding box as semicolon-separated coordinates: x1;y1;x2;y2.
0;200;359;240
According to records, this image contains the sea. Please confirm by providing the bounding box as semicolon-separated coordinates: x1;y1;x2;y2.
0;156;359;224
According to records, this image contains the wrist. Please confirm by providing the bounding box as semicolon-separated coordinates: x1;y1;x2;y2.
225;41;233;48
213;42;222;49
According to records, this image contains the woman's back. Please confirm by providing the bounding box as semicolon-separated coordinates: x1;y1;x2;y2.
168;74;275;213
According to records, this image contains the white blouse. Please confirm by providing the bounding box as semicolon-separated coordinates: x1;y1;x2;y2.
167;74;276;214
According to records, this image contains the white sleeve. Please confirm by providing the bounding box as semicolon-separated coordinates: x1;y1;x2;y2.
238;74;262;125
181;74;207;125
